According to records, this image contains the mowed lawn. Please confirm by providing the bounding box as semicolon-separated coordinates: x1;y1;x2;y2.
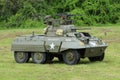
0;27;120;80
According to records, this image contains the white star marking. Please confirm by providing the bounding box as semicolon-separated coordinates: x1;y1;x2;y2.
49;42;55;50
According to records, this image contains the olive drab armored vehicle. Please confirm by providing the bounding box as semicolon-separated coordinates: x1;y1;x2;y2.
11;14;107;65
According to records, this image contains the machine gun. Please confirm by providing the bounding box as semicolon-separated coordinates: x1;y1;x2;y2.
56;13;82;25
72;28;91;30
57;13;82;19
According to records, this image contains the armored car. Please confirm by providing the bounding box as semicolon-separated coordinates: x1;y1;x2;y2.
11;14;107;65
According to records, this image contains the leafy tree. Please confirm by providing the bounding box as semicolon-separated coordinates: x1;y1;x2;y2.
0;0;120;28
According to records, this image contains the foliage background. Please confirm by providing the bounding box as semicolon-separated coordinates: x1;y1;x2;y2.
0;0;120;29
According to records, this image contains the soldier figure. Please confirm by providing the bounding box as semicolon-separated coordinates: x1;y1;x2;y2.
43;15;53;34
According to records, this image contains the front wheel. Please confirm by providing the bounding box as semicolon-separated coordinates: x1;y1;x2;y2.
62;50;80;65
88;53;105;62
31;52;46;64
14;52;30;63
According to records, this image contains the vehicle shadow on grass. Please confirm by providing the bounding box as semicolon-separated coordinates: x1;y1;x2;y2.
26;59;110;65
45;60;92;65
46;60;110;65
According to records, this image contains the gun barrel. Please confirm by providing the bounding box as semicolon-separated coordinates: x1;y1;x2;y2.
72;28;91;30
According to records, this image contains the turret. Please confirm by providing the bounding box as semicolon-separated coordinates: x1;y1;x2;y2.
44;20;76;36
44;14;77;36
43;13;90;37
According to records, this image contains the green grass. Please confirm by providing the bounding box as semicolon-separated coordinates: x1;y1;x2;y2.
0;27;120;80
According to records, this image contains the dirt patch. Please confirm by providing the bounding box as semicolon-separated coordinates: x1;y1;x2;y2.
104;39;120;43
101;28;113;32
0;32;25;40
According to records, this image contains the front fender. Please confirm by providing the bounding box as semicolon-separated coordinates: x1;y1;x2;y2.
60;41;85;51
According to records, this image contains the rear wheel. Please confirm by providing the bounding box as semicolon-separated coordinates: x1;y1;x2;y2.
62;50;80;65
14;52;30;63
31;52;46;64
88;53;104;62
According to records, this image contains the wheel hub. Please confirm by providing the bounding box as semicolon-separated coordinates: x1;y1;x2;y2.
17;52;25;60
34;53;43;60
66;51;74;61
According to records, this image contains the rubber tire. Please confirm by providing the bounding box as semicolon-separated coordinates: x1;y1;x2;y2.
62;50;80;65
31;52;46;64
89;53;104;62
14;52;29;63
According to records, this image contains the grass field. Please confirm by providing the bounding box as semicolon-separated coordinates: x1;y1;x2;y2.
0;27;120;80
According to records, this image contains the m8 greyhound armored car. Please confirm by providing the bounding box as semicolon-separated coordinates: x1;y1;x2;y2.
11;14;107;65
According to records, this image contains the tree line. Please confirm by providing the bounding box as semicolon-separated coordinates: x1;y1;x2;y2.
0;0;120;28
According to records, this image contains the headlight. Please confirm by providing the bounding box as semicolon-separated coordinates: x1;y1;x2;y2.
89;41;97;46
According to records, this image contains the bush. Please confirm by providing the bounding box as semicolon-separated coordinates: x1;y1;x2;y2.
20;19;45;28
6;13;23;28
0;0;120;29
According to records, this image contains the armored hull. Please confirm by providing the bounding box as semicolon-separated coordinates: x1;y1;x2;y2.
12;30;107;65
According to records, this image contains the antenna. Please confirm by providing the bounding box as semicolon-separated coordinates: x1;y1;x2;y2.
32;31;35;37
